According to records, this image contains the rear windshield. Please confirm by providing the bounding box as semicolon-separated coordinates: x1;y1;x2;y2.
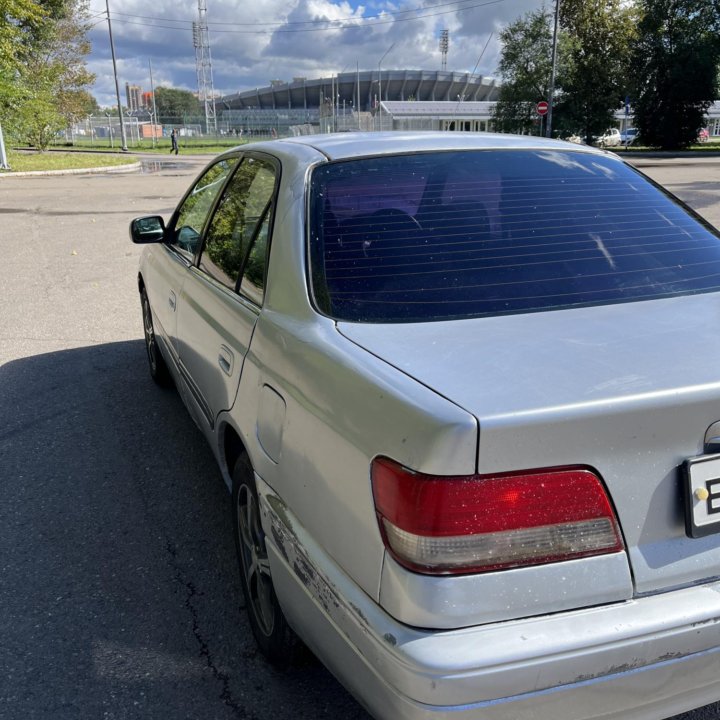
308;150;720;322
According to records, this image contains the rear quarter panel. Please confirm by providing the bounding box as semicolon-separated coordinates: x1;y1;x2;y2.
236;310;478;601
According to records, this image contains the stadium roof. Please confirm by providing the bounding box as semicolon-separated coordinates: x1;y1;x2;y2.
218;70;500;113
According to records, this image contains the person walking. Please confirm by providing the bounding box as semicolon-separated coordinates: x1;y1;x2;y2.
170;128;179;155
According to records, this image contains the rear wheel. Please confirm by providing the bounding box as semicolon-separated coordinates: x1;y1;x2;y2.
140;288;172;387
232;454;298;666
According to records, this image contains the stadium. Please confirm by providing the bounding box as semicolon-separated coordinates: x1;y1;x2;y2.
216;70;501;135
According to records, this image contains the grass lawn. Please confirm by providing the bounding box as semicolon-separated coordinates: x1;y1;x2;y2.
145;138;248;154
614;141;720;153
53;137;249;154
1;149;139;173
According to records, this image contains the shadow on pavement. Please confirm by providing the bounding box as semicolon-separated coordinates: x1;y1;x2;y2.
5;341;713;720
0;340;369;720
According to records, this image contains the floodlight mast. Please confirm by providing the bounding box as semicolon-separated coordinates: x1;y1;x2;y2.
193;0;217;135
439;30;449;71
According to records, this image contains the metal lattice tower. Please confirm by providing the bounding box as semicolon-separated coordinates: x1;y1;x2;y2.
439;30;449;71
193;0;217;133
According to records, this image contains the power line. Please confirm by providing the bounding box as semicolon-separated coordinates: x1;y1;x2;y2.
106;0;501;28
102;0;510;35
107;12;190;25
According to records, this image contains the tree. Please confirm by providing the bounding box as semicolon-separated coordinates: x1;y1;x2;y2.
1;0;95;149
74;90;100;117
43;1;96;126
553;0;637;143
154;87;202;123
631;0;720;149
0;0;46;107
493;9;553;135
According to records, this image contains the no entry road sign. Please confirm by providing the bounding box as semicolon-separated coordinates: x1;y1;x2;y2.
536;101;549;116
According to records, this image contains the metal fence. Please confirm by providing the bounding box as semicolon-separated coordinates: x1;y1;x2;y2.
62;111;328;148
64;117;311;148
60;108;407;149
60;116;224;148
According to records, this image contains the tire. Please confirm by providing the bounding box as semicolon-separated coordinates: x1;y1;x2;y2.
232;454;298;666
140;288;172;387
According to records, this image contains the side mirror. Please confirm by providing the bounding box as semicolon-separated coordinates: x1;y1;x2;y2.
130;215;166;244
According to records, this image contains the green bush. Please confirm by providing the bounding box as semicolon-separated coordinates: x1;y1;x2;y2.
13;95;64;151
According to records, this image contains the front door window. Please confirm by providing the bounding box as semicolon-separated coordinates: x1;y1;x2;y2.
171;157;238;260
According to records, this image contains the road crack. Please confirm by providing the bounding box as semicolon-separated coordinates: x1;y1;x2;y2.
166;541;254;720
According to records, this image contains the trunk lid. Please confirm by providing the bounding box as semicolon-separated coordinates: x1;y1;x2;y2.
338;293;720;595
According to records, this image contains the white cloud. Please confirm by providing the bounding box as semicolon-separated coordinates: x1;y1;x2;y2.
88;0;544;106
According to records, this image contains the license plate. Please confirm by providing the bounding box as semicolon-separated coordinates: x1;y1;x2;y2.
684;454;720;538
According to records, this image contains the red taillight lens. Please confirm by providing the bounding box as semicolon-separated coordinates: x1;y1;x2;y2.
371;458;624;575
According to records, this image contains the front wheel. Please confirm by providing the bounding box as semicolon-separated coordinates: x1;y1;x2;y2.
140;288;172;387
232;454;298;666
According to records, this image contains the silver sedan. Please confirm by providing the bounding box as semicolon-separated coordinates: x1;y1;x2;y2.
130;132;720;720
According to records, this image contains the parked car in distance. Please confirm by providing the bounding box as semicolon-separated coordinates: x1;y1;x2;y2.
595;127;622;146
619;127;639;145
131;132;720;720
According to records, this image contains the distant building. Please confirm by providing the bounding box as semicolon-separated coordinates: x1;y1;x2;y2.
614;101;720;138
125;83;143;112
380;100;496;132
708;103;720;136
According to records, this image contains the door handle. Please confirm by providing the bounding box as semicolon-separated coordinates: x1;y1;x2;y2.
168;291;176;311
218;345;234;376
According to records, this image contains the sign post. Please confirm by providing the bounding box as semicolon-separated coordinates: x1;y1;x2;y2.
0;122;9;170
536;101;549;138
624;95;630;148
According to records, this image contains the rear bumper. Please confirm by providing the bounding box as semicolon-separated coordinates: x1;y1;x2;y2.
258;478;720;720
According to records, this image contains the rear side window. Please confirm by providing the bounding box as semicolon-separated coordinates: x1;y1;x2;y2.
308;150;720;322
199;157;276;297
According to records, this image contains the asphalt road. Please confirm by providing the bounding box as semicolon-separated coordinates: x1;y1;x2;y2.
1;151;720;720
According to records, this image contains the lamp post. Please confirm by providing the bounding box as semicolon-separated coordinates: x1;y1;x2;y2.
546;0;560;138
377;42;395;132
149;59;159;148
106;0;128;151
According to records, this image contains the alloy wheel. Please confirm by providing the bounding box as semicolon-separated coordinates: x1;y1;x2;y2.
142;294;158;374
237;483;275;636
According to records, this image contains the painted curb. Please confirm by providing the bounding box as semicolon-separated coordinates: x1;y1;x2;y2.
0;161;141;178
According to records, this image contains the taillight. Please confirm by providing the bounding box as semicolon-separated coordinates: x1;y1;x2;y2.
371;458;624;575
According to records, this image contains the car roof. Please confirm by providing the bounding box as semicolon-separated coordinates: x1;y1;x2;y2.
234;131;612;162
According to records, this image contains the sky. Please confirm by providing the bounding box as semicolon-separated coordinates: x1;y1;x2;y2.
86;0;545;107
